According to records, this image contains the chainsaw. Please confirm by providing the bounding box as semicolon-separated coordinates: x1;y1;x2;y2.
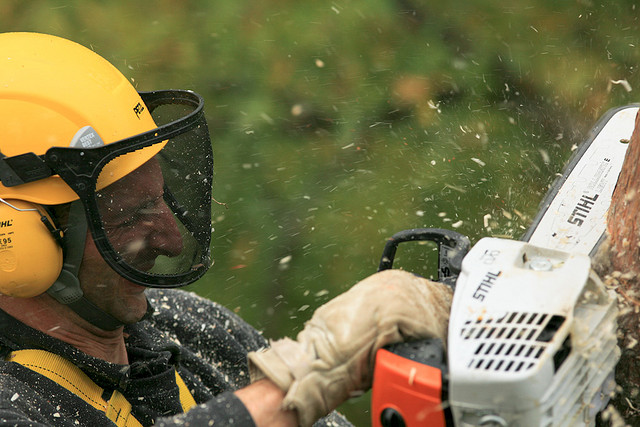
371;104;639;426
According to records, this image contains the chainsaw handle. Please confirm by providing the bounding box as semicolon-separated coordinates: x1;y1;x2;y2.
377;228;470;289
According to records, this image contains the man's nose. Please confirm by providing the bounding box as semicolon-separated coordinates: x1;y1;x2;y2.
148;203;184;257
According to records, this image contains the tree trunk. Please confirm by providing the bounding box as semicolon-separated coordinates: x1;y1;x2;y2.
594;110;640;424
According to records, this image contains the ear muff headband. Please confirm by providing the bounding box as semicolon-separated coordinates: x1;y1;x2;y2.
0;198;63;297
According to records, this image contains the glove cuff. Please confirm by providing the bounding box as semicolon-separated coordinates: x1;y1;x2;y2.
248;337;313;392
249;338;325;426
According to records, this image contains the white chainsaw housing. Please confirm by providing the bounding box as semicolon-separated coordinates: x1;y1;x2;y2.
448;238;619;427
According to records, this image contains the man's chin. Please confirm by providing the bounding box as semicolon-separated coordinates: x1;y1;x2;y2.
110;279;149;323
119;295;149;325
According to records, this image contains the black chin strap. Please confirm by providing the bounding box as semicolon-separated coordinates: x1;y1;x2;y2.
47;201;123;331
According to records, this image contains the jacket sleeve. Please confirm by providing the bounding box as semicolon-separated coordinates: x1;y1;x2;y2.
154;391;255;426
154;391;353;427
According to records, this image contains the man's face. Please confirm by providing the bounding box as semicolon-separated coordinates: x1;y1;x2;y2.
78;158;183;325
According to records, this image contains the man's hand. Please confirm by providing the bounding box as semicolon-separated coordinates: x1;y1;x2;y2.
248;269;452;426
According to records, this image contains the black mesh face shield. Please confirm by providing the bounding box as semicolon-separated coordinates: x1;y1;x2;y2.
45;90;213;287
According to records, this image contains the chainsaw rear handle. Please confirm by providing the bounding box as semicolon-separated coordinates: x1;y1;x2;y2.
372;228;469;427
372;340;453;427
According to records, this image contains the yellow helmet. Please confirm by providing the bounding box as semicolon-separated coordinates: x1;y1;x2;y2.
0;33;213;309
0;32;159;205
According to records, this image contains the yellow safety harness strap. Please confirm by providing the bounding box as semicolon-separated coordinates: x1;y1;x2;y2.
174;367;197;412
7;349;196;426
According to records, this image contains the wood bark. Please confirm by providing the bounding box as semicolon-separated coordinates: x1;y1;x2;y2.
594;110;640;425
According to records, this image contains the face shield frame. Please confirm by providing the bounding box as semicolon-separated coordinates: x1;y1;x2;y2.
41;90;214;288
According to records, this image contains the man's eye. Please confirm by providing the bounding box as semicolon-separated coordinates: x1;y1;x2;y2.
117;200;164;226
138;207;163;215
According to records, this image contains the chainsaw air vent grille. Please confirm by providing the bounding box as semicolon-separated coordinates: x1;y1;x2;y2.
459;312;566;373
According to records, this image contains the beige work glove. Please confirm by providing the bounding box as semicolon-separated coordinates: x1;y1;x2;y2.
248;269;453;426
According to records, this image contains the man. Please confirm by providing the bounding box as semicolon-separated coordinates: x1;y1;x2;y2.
0;32;452;426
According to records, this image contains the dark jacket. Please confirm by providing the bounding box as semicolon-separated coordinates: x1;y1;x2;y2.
0;289;351;426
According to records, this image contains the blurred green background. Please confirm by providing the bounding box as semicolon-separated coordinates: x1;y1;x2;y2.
3;1;640;424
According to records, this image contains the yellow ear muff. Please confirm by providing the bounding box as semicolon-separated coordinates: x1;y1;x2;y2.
0;199;63;297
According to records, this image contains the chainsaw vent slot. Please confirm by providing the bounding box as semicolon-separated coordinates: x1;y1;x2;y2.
460;312;566;374
536;315;565;342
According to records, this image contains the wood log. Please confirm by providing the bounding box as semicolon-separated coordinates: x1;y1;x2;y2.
593;109;640;424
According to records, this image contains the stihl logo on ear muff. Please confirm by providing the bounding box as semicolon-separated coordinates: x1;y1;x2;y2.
0;199;63;298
